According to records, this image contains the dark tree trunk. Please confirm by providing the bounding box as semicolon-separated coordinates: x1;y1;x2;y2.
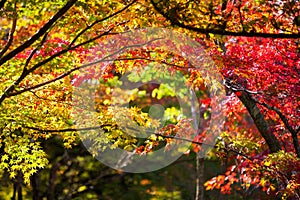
12;172;23;200
195;155;204;200
238;91;281;153
31;172;40;200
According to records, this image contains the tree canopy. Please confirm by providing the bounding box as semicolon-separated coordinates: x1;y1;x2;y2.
0;0;299;199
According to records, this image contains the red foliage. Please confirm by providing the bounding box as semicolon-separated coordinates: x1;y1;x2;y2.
203;35;300;198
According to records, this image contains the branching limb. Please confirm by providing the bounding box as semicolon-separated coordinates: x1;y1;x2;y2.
252;97;300;158
150;0;300;39
29;90;73;106
223;78;261;94
0;0;77;66
0;27;116;103
0;0;77;104
225;77;299;157
237;0;245;32
224;80;281;153
25;125;252;160
0;0;137;103
102;56;190;69
224;75;299;157
9;37;163;97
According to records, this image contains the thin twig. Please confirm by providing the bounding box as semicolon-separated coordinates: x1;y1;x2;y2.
25;124;252;160
69;0;136;46
9;37;164;97
24;32;49;68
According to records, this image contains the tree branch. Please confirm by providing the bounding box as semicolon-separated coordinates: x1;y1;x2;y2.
0;1;137;104
0;0;77;105
25;124;251;160
0;0;7;10
0;0;77;66
69;0;136;47
236;90;281;153
29;90;75;110
24;32;49;68
24;125;110;133
0;7;132;103
0;28;115;104
150;0;300;39
224;79;283;153
252;97;300;158
8;37;163;97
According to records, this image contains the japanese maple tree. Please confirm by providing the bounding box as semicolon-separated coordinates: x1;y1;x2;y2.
0;0;299;199
149;0;300;198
